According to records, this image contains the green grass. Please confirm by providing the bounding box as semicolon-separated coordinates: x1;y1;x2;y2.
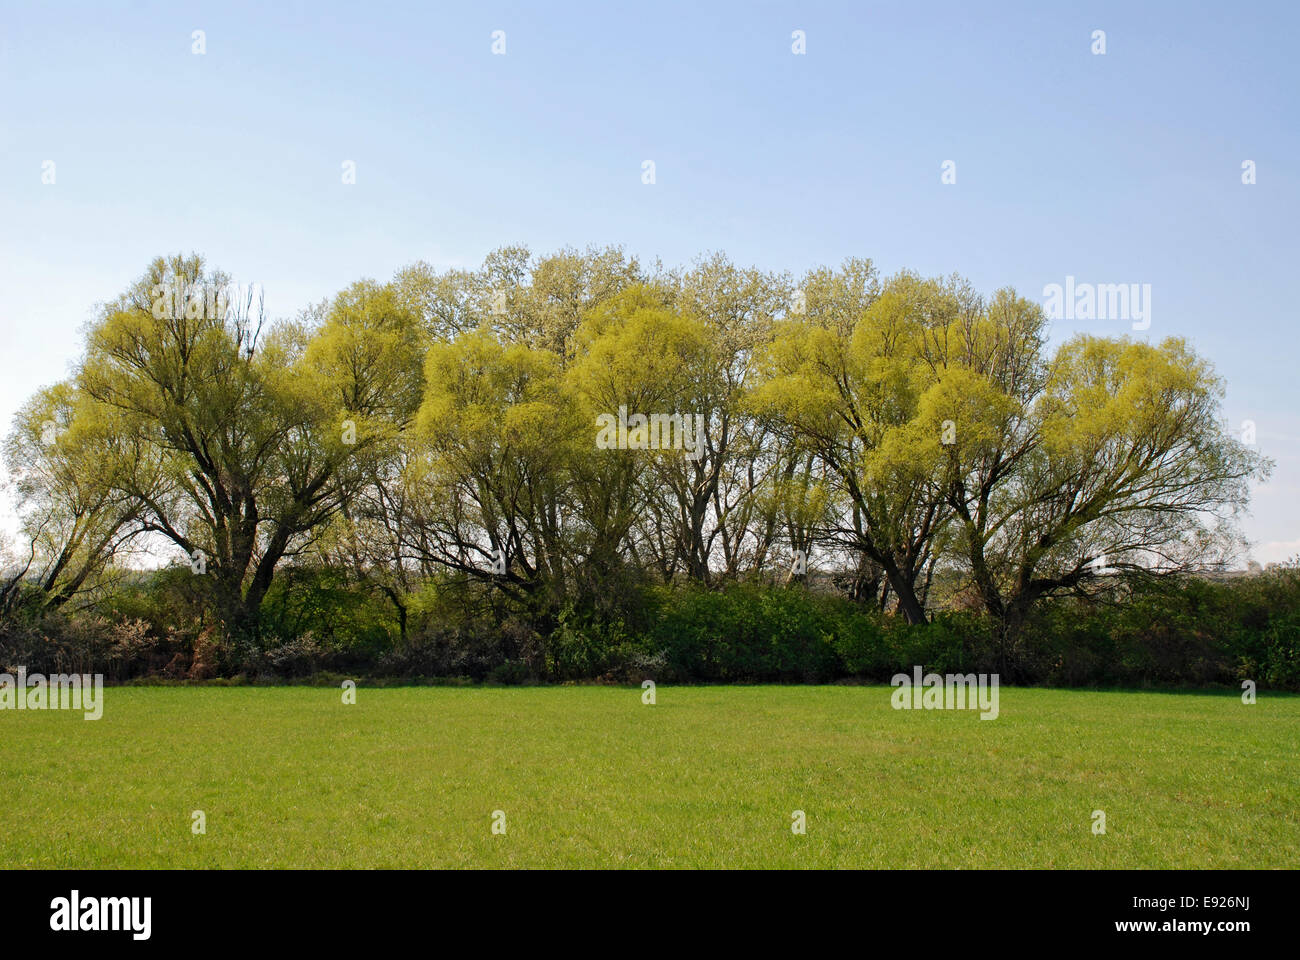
2;685;1296;868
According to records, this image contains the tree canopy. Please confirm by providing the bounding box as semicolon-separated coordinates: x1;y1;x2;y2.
2;250;1268;641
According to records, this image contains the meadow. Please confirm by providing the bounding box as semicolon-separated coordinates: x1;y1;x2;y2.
2;685;1296;868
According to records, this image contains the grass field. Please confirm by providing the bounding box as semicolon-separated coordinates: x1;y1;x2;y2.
2;685;1296;868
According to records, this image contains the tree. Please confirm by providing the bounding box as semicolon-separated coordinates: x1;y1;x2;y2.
412;328;583;618
3;382;154;613
6;248;1268;654
569;284;716;581
76;255;413;644
752;268;956;623
941;333;1268;626
662;255;790;581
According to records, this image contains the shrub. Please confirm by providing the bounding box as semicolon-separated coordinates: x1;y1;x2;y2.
3;562;1295;688
649;583;846;682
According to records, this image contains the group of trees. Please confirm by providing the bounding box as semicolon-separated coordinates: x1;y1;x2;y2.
1;248;1267;650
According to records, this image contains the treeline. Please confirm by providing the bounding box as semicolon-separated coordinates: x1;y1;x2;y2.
0;248;1283;685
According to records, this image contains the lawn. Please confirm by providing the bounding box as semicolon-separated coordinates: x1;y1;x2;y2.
2;685;1296;868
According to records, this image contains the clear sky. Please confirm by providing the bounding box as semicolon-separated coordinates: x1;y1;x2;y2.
1;0;1297;563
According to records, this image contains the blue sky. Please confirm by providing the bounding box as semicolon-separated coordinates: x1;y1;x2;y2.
1;0;1297;562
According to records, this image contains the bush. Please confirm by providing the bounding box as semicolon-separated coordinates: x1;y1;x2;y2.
649;583;846;682
547;611;657;681
1022;569;1300;690
487;660;531;685
3;562;1295;688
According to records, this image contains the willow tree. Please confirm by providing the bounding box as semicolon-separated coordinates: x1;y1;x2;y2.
660;255;790;581
2;382;154;612
935;333;1268;625
568;284;717;582
753;265;1267;627
74;255;416;643
752;269;959;623
412;328;584;615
